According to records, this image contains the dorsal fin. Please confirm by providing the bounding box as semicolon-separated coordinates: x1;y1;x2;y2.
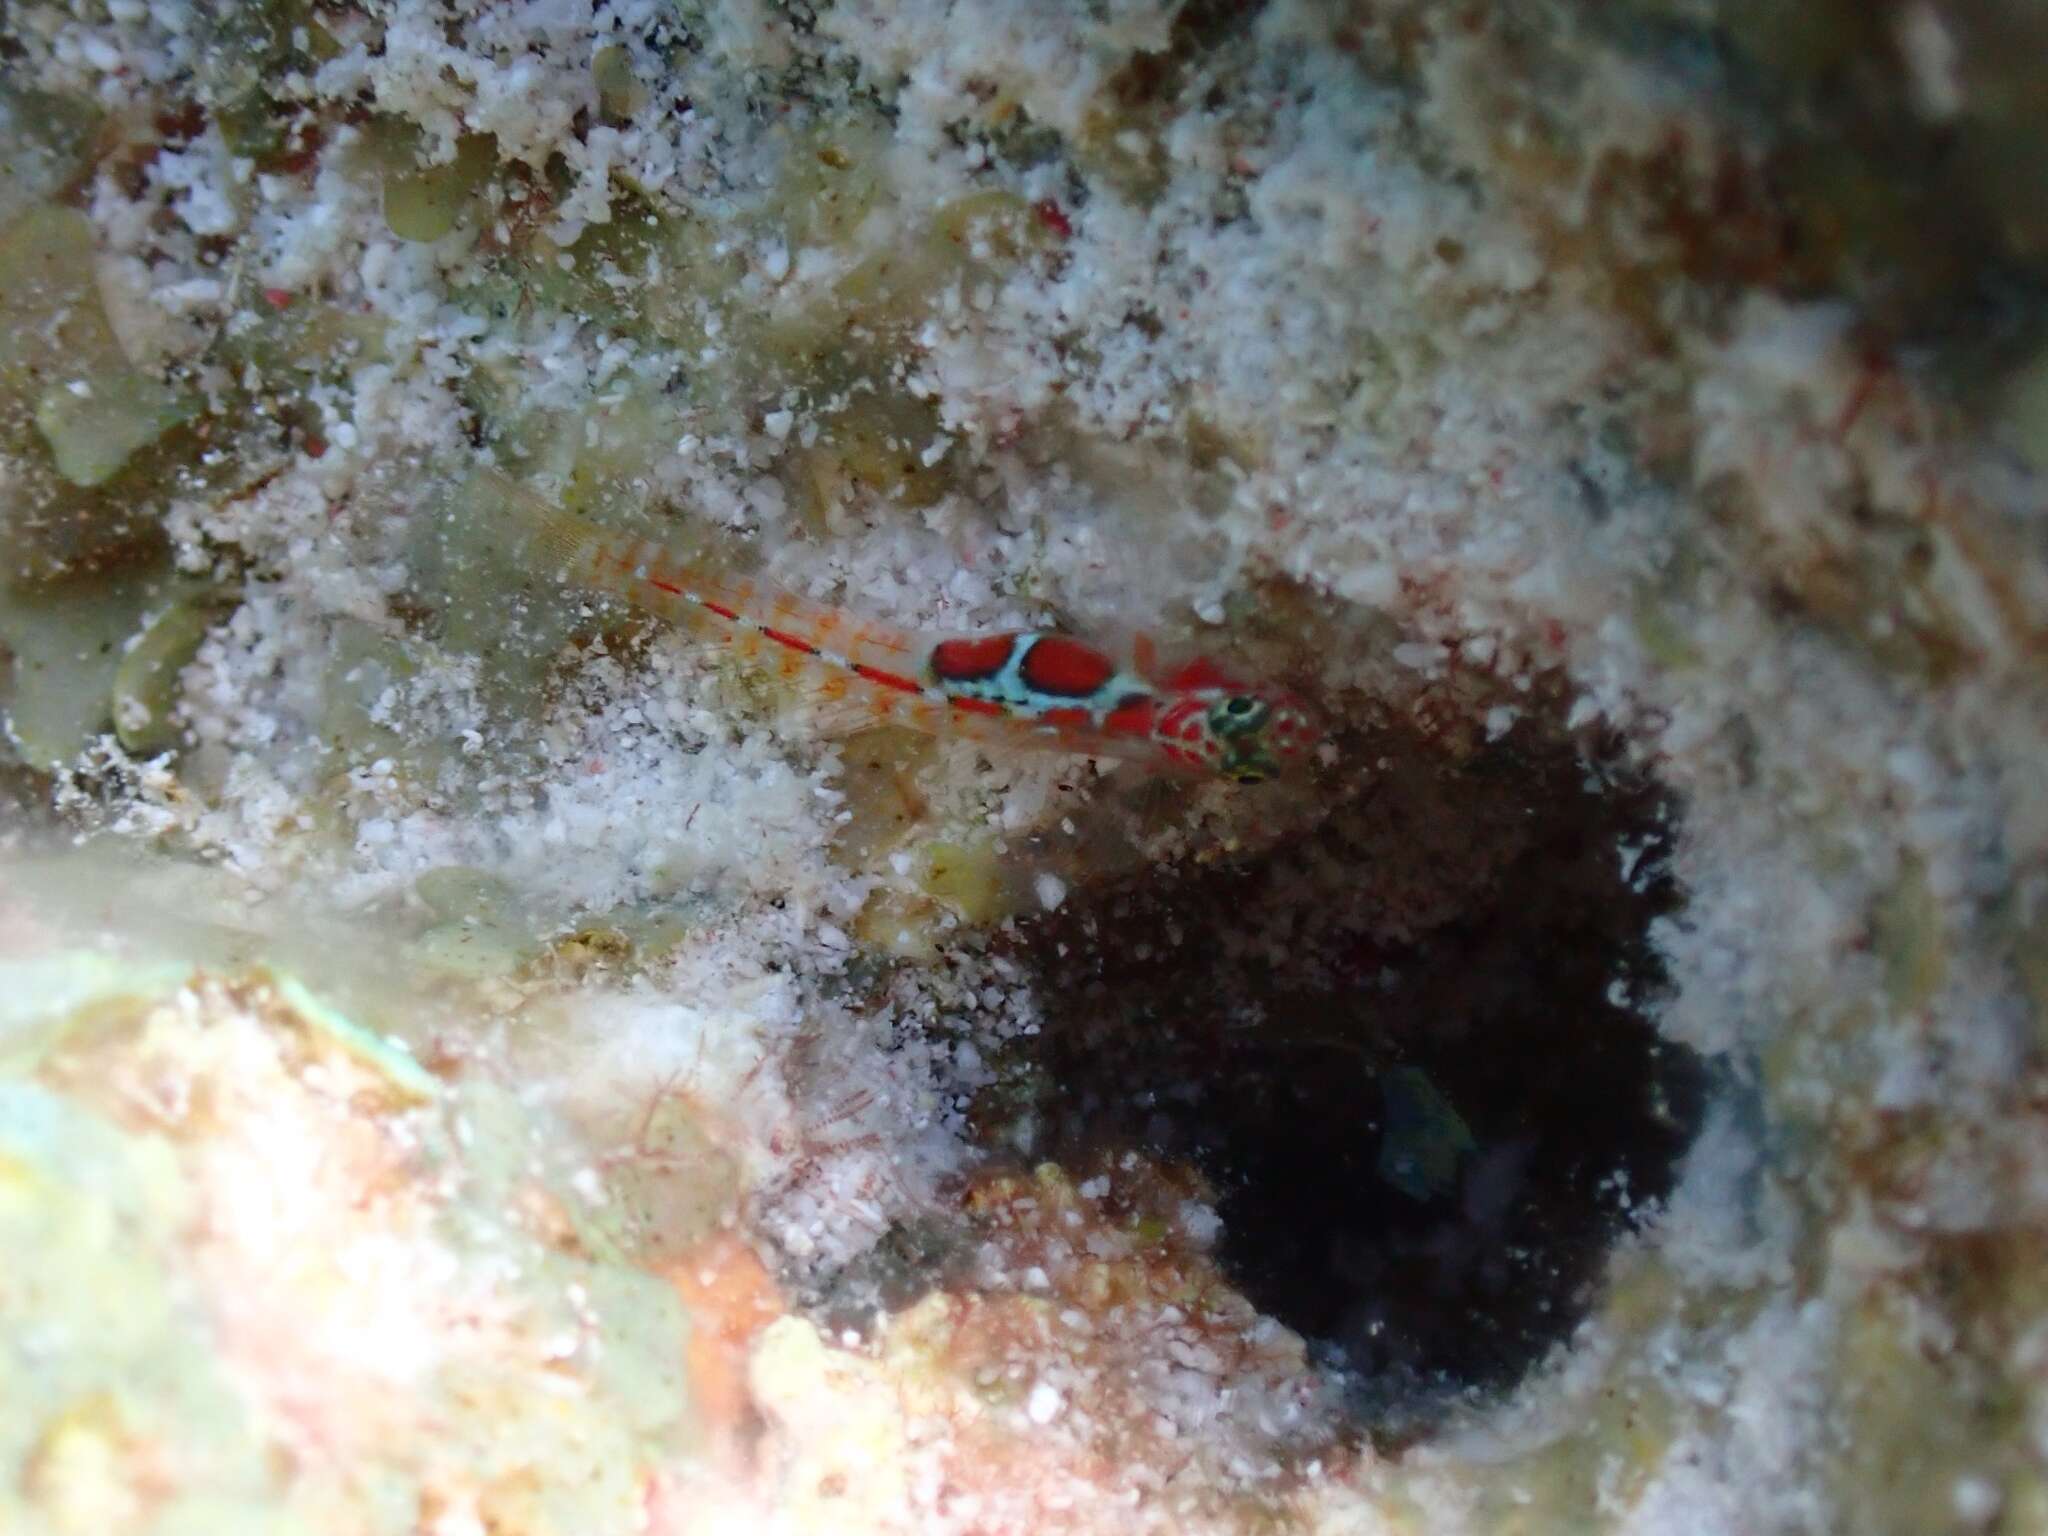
1162;656;1245;692
1132;631;1163;686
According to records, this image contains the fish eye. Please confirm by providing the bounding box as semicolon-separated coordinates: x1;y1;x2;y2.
1227;696;1256;715
1230;765;1269;785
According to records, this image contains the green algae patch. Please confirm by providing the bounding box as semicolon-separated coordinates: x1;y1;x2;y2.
0;206;122;395
0;206;202;586
35;370;199;489
0;569;208;771
111;589;228;756
383;133;498;244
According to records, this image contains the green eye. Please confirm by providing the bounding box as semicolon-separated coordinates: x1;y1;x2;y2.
1211;696;1268;736
1231;766;1269;785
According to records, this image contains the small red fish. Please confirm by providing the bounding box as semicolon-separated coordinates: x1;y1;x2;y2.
485;470;1322;784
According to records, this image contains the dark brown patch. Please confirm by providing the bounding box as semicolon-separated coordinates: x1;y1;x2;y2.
983;719;1704;1445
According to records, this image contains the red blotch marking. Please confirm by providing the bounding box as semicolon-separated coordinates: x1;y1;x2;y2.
760;626;817;656
1102;695;1157;739
1019;636;1116;699
853;663;923;695
948;696;1005;717
263;287;294;310
930;634;1018;682
1033;199;1073;240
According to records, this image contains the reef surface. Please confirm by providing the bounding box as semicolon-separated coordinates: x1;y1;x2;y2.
2;3;2046;1533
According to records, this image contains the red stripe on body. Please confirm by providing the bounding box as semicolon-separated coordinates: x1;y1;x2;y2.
853;663;924;695
1038;706;1094;731
948;696;1005;717
702;601;741;622
760;626;818;655
1101;695;1157;739
930;634;1019;682
1019;636;1116;698
648;578;683;595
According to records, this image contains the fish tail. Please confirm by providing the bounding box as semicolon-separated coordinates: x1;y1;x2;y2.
474;466;616;584
523;500;607;581
462;466;962;737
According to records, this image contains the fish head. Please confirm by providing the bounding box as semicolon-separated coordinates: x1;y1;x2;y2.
1204;687;1324;785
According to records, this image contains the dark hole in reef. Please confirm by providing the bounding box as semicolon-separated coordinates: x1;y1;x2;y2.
980;719;1706;1442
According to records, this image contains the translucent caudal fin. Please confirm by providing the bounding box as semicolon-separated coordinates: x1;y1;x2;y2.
471;466;614;583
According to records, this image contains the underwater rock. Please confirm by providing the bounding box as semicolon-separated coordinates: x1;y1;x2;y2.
0;1;2044;1533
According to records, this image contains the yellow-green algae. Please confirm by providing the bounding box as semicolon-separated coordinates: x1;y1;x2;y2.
0;955;698;1536
0;571;210;770
0;1078;289;1536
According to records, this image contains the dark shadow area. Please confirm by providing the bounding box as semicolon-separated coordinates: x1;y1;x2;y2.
982;721;1707;1444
